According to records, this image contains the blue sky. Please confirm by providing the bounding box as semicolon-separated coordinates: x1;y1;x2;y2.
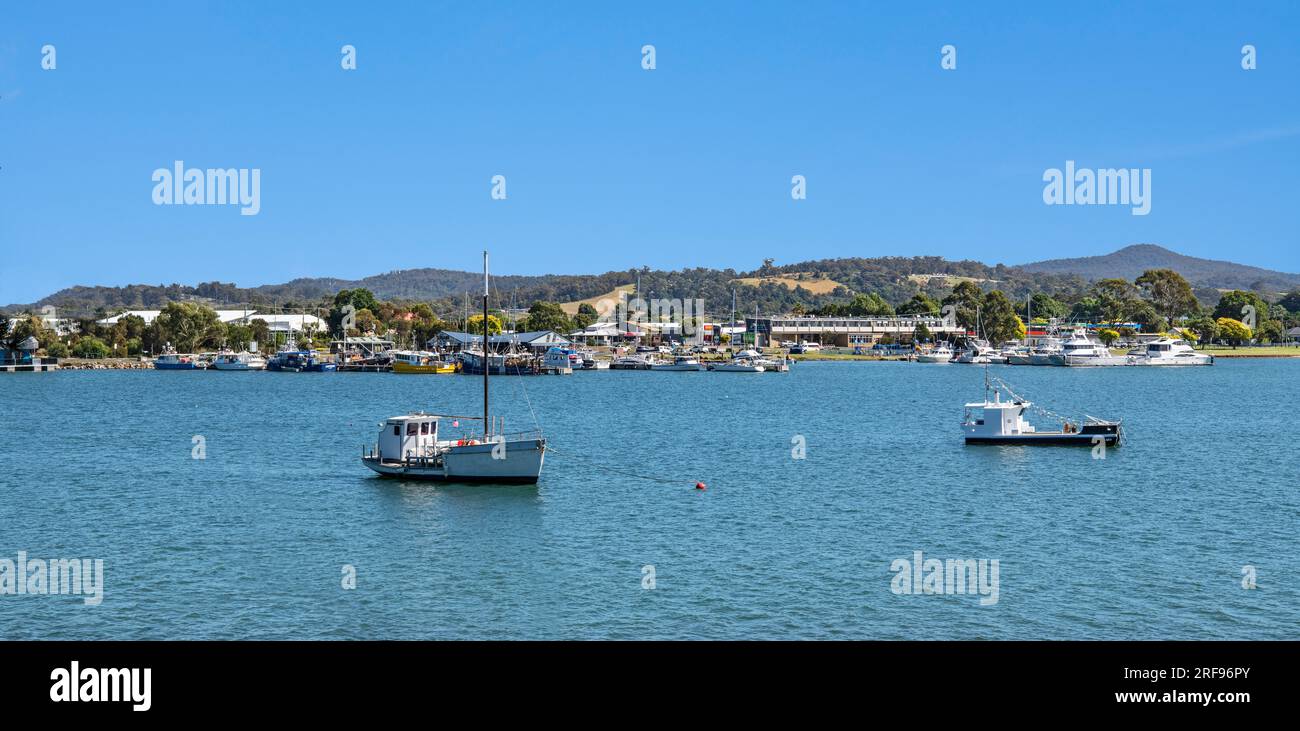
1;1;1297;304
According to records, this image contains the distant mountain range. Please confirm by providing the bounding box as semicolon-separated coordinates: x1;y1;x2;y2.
1019;244;1300;292
8;244;1296;318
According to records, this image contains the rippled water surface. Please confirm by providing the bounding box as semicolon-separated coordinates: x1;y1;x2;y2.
1;359;1296;639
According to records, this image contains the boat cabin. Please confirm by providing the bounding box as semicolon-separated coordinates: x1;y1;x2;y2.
378;413;447;462
964;390;1036;438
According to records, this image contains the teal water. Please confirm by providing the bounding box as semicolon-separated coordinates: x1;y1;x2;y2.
1;360;1296;639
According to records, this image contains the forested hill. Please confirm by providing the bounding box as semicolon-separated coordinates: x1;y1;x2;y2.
9;257;1093;317
1020;244;1300;292
11;245;1295;317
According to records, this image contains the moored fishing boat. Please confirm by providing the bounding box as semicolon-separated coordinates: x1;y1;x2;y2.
390;350;456;374
211;350;267;371
962;372;1122;446
153;344;200;370
361;252;545;484
267;339;337;372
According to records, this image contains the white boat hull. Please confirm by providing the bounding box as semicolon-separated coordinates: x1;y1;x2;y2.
711;363;765;372
916;354;951;363
362;438;545;484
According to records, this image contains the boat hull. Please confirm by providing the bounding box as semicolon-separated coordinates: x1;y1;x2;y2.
154;362;198;370
361;438;545;483
392;361;456;374
965;433;1120;446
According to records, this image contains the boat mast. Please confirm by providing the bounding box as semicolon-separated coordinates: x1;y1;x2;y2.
483;250;490;438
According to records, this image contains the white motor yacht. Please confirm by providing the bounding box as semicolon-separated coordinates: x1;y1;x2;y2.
917;342;954;363
1131;337;1215;366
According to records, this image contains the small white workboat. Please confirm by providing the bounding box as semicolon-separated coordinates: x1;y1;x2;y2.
963;372;1122;446
361;252;546;484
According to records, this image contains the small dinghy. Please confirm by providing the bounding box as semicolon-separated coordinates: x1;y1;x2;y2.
962;371;1121;447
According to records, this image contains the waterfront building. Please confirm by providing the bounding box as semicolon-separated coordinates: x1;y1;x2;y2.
429;330;571;354
744;315;962;348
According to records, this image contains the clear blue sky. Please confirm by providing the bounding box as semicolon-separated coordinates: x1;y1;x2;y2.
2;1;1297;304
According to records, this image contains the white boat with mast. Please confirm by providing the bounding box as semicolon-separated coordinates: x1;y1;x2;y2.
361;251;545;484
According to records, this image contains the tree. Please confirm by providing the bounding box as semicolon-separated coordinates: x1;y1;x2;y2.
328;288;381;335
980;290;1021;345
9;313;59;351
1213;290;1269;327
1278;290;1300;314
1216;317;1252;347
1097;329;1120;347
1092;279;1141;324
467;314;503;336
1185;315;1218;348
520;302;573;333
941;281;983;331
897;293;940;317
71;336;111;359
1027;292;1069;322
913;322;932;343
352;308;380;336
846;292;894;317
1135;269;1199;325
573;303;599;329
151;303;224;352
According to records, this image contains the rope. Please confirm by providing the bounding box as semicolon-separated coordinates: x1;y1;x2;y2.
543;444;691;487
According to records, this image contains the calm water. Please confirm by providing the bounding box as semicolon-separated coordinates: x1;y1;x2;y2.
1;359;1296;639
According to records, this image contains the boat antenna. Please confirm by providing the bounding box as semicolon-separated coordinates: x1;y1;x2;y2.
483;250;490;438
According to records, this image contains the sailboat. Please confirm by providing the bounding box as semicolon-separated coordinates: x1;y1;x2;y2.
361;251;546;484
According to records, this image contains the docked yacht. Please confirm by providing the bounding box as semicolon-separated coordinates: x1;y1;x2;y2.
963;374;1122;446
916;342;954;363
651;355;703;371
1054;329;1128;367
211;350;267;371
361;252;546;484
1132;337;1214;366
710;356;765;372
1027;337;1064;366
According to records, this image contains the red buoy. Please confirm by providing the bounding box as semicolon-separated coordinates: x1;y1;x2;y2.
695;482;707;490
